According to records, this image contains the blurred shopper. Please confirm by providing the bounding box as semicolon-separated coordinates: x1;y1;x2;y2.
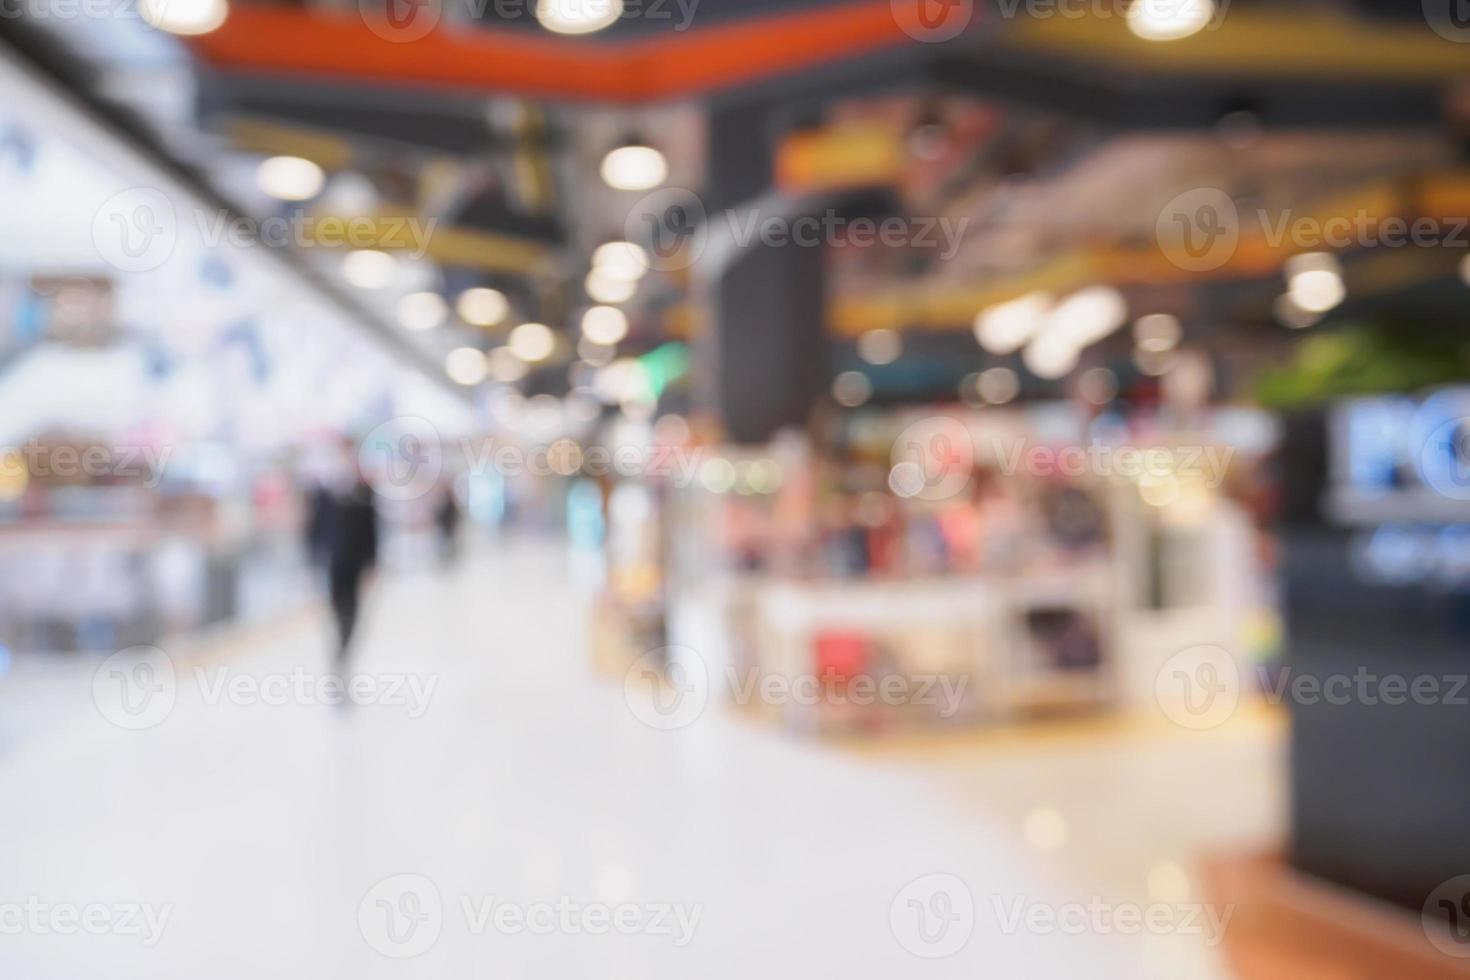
310;444;380;670
435;485;461;567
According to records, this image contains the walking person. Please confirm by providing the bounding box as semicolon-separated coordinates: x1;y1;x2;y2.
328;470;379;669
435;485;461;568
306;443;380;673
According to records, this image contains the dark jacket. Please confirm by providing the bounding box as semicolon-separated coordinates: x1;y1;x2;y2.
323;481;379;580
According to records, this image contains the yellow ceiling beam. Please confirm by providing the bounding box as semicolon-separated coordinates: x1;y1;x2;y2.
831;171;1470;335
224;119;356;170
421;224;551;275
298;208;553;275
1007;8;1470;82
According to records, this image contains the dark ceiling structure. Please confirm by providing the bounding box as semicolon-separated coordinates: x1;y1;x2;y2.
3;0;1470;426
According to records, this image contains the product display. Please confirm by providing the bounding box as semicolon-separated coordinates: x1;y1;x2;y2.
633;405;1280;732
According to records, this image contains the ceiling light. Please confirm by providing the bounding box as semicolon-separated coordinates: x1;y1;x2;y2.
341;250;397;290
585;268;638;304
857;329;903;365
445;348;488;386
1288;269;1345;313
592;241;649;281
700;458;738;494
1127;0;1214;41
456;287;510;327
139;0;227;35
1283;252;1344;313
1045;286;1129;349
1133;347;1177;376
509;322;557;363
1133;313;1182;352
831;371;873;408
975;292;1052;354
581;306;629;346
1285;251;1340;280
977;367;1020;405
488;347;529;383
600;141;668;192
256;155;325;202
321;172;379;217
1023;334;1080;380
397;292;447;331
1017;286;1124;383
536;0;623;34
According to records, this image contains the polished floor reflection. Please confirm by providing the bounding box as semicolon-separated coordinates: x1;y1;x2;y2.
0;539;1281;978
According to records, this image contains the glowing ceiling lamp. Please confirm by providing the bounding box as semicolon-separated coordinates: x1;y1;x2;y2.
592;241;650;282
257;155;325;202
857;329;903;365
974;292;1052;355
397;292;447;331
341;250;397;290
585;268;638;305
1022;334;1080;381
1127;0;1214;41
139;0;227;35
509;322;557;363
489;347;529;383
600;138;668;192
537;0;623;35
1285;252;1345;313
1133;313;1182;352
581;306;629;346
831;371;872;408
1045;286;1129;349
445;348;489;386
456;287;510;328
977;367;1019;405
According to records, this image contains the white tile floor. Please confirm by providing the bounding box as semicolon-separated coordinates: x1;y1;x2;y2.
0;539;1282;978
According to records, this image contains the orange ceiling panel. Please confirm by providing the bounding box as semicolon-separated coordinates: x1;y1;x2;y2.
187;2;922;103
